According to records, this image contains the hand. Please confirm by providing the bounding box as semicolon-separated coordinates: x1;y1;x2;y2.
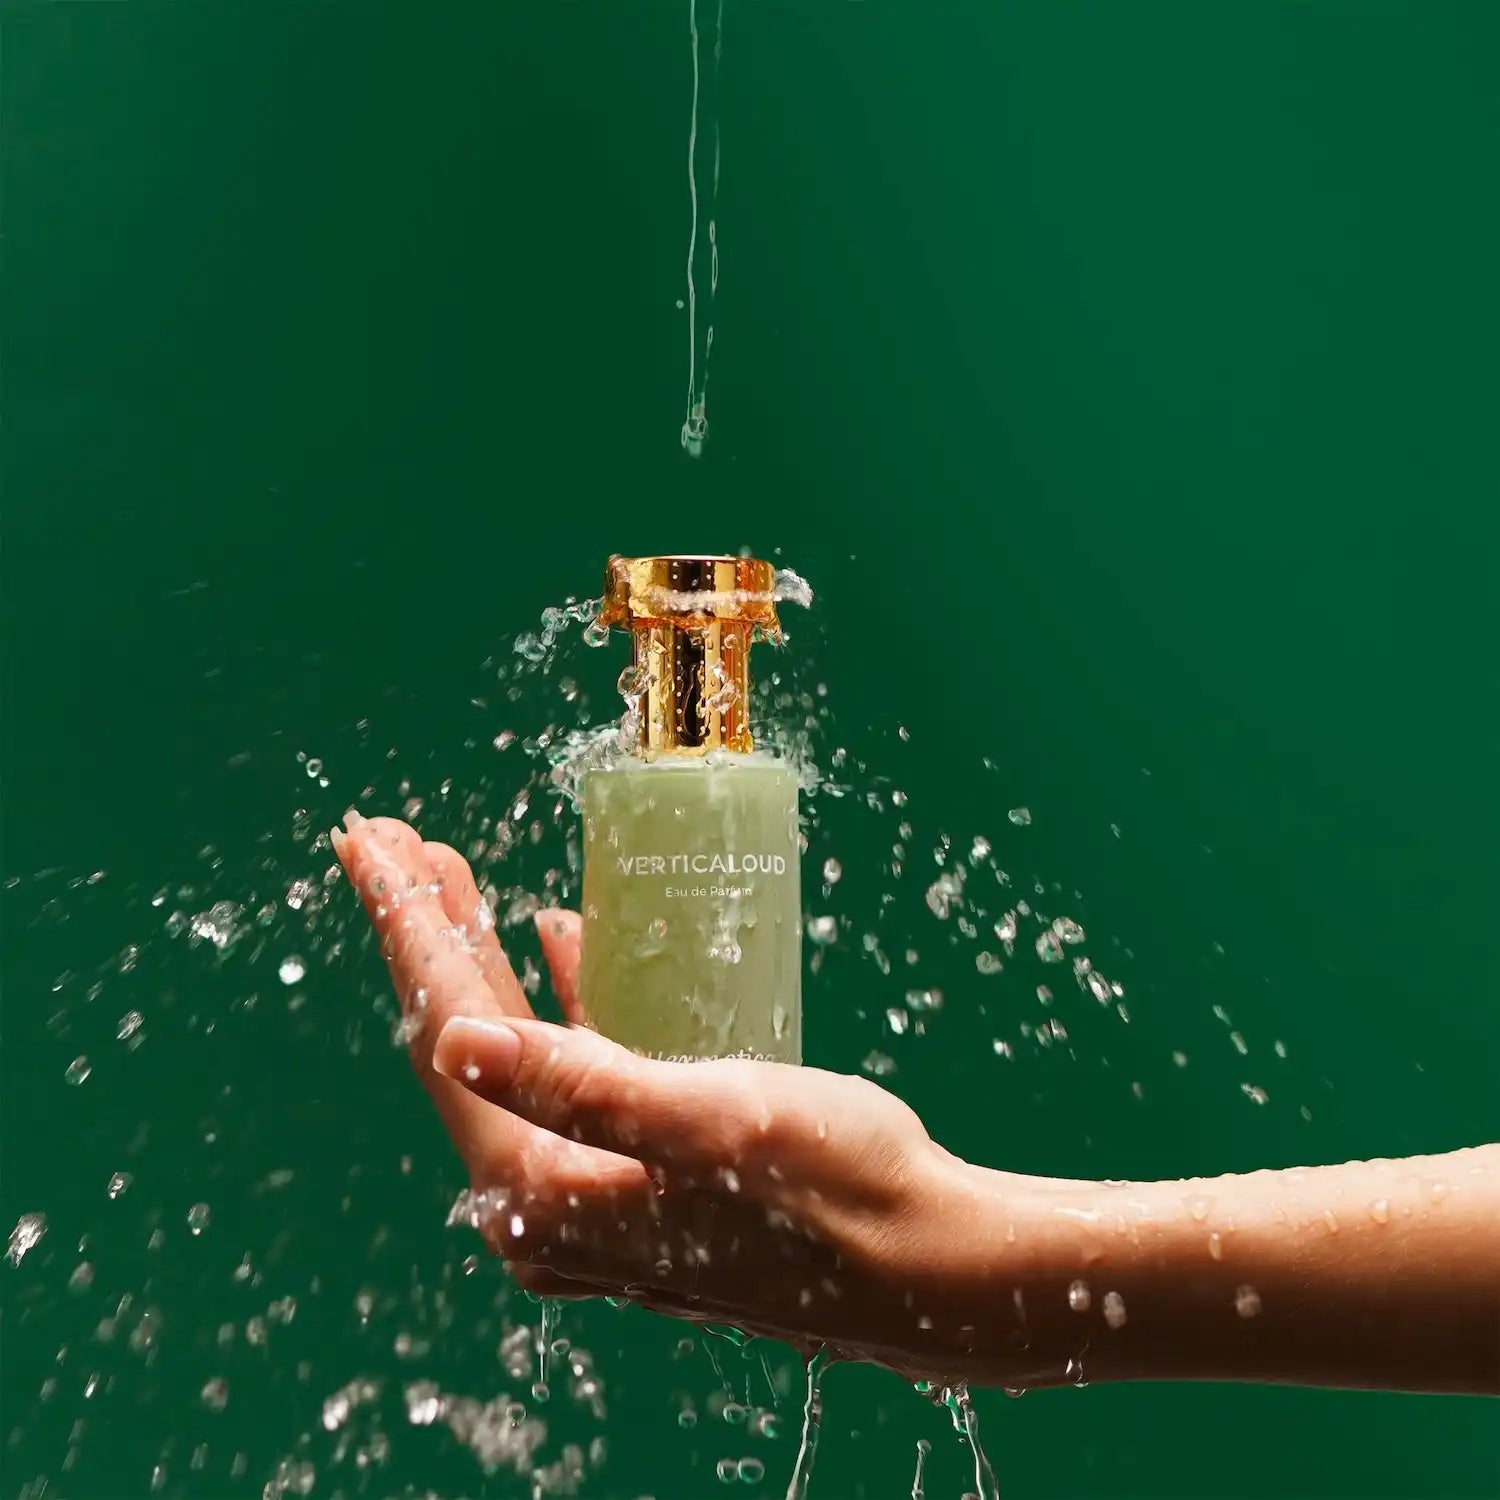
332;813;1040;1380
333;814;1500;1396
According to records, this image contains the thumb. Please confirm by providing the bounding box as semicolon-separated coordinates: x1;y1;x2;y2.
430;1014;800;1174
534;908;585;1026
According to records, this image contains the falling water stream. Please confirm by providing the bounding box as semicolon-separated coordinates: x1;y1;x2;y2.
680;0;724;456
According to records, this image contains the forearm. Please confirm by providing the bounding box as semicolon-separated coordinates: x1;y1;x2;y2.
954;1145;1500;1394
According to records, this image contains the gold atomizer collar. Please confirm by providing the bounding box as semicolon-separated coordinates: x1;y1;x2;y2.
601;555;780;754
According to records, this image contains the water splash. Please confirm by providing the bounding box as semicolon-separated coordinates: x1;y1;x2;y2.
2;560;1314;1493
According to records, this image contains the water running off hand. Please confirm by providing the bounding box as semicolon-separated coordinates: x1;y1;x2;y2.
783;1346;832;1500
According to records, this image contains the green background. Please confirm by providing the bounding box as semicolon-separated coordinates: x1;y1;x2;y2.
4;2;1498;1497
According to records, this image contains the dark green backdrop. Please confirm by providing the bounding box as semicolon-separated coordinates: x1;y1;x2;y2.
4;3;1497;1497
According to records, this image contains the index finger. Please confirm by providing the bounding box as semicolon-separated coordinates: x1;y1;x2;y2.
424;841;532;1019
333;813;501;1080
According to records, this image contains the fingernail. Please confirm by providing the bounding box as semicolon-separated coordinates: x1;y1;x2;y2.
343;808;365;831
330;827;348;859
432;1016;521;1087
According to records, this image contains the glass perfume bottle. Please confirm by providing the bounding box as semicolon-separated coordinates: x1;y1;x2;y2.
578;555;802;1063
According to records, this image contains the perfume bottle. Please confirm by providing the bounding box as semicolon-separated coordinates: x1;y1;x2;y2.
578;555;802;1063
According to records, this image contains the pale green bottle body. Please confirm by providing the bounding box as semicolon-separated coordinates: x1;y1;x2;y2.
578;753;802;1063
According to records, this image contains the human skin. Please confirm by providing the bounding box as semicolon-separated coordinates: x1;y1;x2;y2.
333;813;1499;1395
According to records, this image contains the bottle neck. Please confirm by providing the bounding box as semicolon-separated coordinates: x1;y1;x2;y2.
630;620;754;755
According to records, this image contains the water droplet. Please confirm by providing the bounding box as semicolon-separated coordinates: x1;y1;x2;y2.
1429;1181;1450;1204
1240;1083;1268;1105
1007;807;1031;826
188;899;242;951
1234;1285;1261;1319
904;988;943;1013
321;1391;351;1430
1035;931;1065;963
187;1203;211;1235
821;858;842;885
975;952;1003;975
1102;1291;1127;1329
1369;1197;1391;1224
200;1378;229;1412
278;956;306;986
772;568;814;608
861;1051;896;1077
738;1456;765;1484
405;1381;442;1426
1051;916;1086;944
65;1056;91;1086
117;1011;144;1041
677;1407;698;1429
1186;1194;1212;1222
717;1458;739;1483
1208;1231;1223;1260
7;1212;47;1266
1067;1279;1091;1312
107;1172;133;1200
583;619;610;648
886;1007;909;1035
805;915;837;946
924;871;964;920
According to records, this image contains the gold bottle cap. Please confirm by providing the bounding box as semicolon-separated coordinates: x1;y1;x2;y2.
600;554;779;754
600;554;781;636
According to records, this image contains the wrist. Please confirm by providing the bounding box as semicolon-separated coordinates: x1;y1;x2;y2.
941;1167;1239;1388
897;1157;1113;1387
